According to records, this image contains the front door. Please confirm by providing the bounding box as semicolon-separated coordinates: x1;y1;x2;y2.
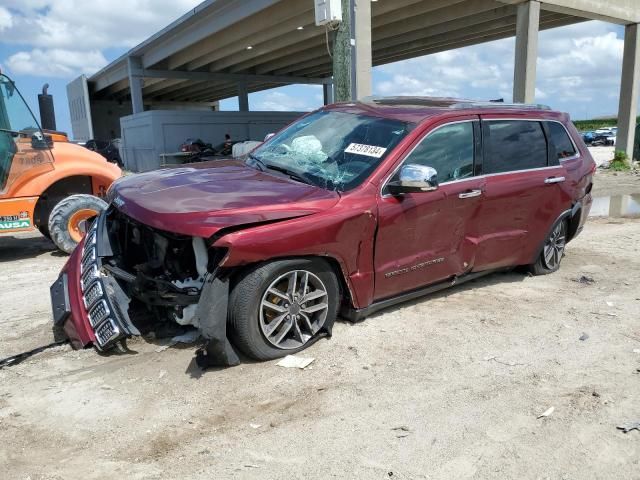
374;118;483;301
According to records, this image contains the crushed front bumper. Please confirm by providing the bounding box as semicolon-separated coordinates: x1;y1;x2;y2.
50;211;240;366
50;217;138;351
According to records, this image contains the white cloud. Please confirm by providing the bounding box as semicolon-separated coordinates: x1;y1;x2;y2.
375;37;513;100
0;0;201;78
0;1;202;49
0;7;12;31
6;48;108;77
373;20;627;119
254;88;321;112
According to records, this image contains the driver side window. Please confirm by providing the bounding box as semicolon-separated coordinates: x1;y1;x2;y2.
402;122;475;184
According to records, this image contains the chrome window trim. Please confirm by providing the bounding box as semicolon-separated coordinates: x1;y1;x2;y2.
380;119;476;198
382;165;564;198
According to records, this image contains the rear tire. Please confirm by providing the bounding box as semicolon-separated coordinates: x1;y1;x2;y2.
228;258;340;361
48;194;107;254
529;219;568;275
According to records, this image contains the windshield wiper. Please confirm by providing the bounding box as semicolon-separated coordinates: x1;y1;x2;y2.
263;164;314;186
247;153;267;171
248;153;315;187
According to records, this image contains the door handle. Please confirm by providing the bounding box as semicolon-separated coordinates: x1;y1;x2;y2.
458;189;483;199
544;176;566;184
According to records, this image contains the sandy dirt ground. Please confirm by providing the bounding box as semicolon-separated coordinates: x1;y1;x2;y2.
1;186;640;479
593;169;640;198
588;146;640;198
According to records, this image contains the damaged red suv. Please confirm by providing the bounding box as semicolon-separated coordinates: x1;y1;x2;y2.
50;98;595;366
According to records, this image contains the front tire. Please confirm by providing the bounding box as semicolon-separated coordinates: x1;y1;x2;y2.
228;258;340;360
530;219;568;275
48;194;107;254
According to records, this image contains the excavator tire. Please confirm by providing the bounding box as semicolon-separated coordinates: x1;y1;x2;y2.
48;194;107;254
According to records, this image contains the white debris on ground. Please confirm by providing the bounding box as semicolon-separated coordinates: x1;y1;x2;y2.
588;146;615;167
276;355;315;369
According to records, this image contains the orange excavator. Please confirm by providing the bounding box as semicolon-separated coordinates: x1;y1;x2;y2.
0;72;121;253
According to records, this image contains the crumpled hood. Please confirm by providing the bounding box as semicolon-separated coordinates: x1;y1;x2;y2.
111;160;340;238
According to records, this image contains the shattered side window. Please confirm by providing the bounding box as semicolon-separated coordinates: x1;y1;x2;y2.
248;111;412;191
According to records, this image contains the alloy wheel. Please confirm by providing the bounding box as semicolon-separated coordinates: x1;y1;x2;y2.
542;221;567;270
259;270;329;350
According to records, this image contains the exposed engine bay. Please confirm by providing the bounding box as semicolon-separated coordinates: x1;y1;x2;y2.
106;208;207;325
79;208;236;365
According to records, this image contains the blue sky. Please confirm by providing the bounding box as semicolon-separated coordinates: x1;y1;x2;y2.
0;1;629;138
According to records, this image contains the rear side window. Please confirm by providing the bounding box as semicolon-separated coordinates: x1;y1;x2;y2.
547;122;577;160
402;122;475;183
483;120;547;174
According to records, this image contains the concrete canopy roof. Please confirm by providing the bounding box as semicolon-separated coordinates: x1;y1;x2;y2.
88;0;639;105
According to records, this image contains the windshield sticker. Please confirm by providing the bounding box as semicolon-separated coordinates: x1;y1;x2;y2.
345;143;387;158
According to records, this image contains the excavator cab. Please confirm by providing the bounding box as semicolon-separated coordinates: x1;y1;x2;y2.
0;72;121;253
0;75;54;199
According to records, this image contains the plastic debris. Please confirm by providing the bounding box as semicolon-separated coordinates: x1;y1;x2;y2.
155;329;201;352
537;406;555;419
249;423;262;429
573;275;595;285
617;421;640;433
391;426;411;432
276;355;315;369
606;301;614;307
579;333;589;341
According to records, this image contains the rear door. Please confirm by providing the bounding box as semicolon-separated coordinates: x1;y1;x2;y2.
472;118;572;271
374;117;484;300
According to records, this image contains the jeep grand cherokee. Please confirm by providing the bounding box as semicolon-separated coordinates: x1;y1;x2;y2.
50;97;595;366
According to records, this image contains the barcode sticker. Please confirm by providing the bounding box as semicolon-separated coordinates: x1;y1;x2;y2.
345;143;387;158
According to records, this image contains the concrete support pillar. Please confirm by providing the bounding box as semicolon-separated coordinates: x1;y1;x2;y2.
354;0;372;99
513;1;540;104
332;0;372;102
238;82;249;111
617;24;640;159
127;56;144;114
323;81;334;105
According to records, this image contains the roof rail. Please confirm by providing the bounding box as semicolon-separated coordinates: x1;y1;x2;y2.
361;96;552;111
451;101;551;110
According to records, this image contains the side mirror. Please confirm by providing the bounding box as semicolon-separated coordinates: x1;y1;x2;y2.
387;164;438;195
264;133;275;142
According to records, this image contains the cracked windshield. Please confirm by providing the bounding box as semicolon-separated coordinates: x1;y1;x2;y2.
247;110;412;191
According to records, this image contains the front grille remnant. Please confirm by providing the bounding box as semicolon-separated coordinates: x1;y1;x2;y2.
81;264;99;292
82;281;104;310
94;318;120;346
79;221;122;349
88;300;110;328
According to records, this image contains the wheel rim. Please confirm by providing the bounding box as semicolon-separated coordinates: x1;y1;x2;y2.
542;221;567;269
67;208;99;243
259;270;329;350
